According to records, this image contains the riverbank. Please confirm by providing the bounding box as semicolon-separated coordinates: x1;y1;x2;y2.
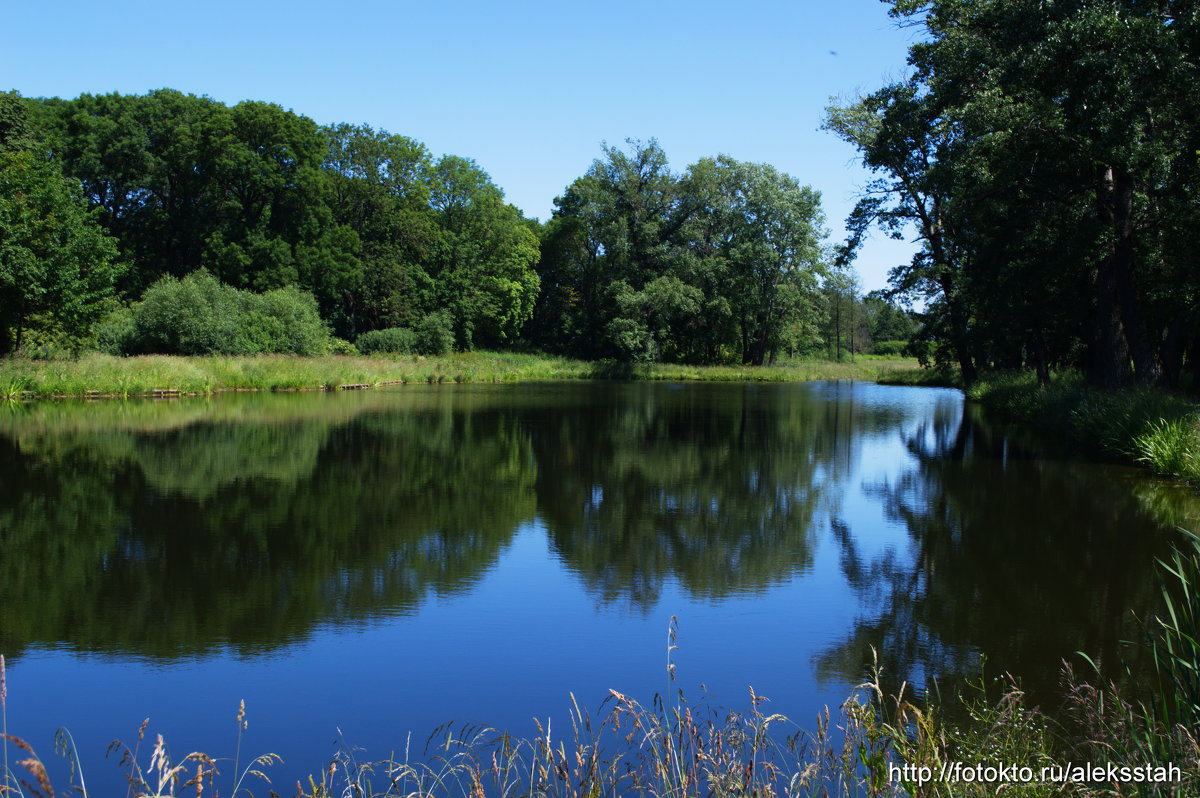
967;371;1200;483
0;352;924;398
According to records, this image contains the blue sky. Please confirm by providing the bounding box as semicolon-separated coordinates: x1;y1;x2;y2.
3;0;919;291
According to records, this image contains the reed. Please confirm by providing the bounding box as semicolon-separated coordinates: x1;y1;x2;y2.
1;660;1196;797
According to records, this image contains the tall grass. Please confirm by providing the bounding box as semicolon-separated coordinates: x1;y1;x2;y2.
1150;529;1200;732
0;353;924;398
1135;418;1200;482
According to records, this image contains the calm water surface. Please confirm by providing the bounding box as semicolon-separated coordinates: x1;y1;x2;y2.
1;381;1196;790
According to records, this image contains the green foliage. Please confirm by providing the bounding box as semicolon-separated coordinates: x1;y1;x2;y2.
534;141;828;365
832;0;1200;390
871;340;908;356
326;337;359;356
128;270;329;356
0;90;35;152
130;270;242;355
39;90;348;300
93;307;136;356
243;285;331;357
356;326;418;355
25;91;540;349
414;310;454;356
0;151;124;355
1135;417;1200;482
427;156;540;349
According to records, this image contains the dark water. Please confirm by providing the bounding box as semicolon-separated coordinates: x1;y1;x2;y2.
1;381;1196;791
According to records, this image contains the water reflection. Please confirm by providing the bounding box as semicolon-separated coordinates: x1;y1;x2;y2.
0;382;1195;707
532;383;914;606
817;402;1186;702
0;391;535;658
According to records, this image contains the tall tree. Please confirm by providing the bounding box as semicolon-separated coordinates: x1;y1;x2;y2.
0;150;123;353
826;85;978;383
428;155;540;349
835;0;1200;388
536;142;827;364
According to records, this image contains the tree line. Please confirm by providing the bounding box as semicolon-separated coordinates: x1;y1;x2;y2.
0;88;915;363
828;0;1200;390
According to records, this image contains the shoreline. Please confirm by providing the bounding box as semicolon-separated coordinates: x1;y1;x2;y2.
0;352;927;399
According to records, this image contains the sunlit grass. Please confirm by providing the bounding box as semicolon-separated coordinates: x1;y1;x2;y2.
0;353;924;397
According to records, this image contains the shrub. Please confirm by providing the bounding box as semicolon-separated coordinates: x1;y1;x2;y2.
93;307;136;355
326;337;359;356
241;286;330;356
127;270;330;356
871;340;908;356
415;311;455;356
356;327;417;355
131;270;244;355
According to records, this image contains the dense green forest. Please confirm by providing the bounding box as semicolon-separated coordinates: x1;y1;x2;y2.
829;0;1200;390
6;0;1197;386
0;89;913;364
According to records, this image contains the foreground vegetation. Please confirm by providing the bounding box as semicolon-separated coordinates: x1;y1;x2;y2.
3;527;1198;796
0;353;923;398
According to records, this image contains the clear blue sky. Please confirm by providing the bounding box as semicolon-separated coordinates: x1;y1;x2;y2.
2;0;919;291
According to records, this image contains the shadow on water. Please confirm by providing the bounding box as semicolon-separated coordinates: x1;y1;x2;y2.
815;399;1199;706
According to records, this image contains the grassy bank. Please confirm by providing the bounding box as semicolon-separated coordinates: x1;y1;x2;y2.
875;365;961;388
0;352;924;398
967;371;1200;483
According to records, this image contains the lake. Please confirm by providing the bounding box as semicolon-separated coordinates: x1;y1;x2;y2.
1;380;1195;792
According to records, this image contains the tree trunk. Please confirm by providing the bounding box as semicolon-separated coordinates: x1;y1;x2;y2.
937;273;978;385
1184;333;1200;396
1162;308;1196;390
1088;166;1132;388
1110;167;1161;385
0;312;11;357
1030;328;1050;387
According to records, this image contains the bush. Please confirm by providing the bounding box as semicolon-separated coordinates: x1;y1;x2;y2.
871;340;908;356
94;307;136;355
126;270;329;356
415;311;454;356
128;269;239;354
241;286;330;356
326;337;359;356
356;327;418;355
